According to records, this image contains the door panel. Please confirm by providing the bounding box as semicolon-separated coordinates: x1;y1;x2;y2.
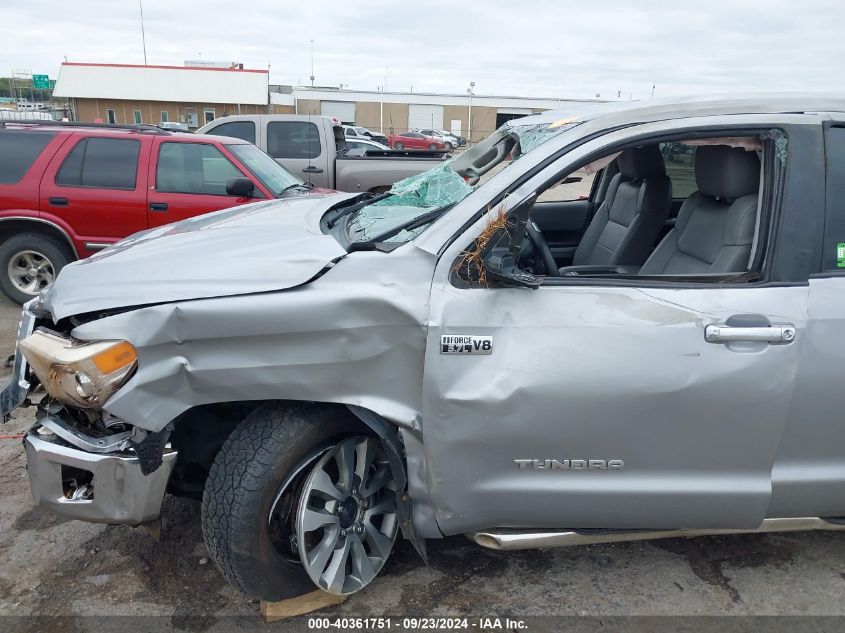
769;277;845;517
423;281;806;535
40;135;149;246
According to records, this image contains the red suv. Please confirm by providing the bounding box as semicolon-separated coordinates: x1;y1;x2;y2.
0;121;327;303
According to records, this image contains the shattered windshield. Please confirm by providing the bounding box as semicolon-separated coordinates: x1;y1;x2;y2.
342;118;580;245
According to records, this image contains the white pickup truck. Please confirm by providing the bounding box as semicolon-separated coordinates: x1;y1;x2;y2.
198;114;450;193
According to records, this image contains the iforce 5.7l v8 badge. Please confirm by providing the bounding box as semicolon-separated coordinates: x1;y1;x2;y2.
440;335;493;355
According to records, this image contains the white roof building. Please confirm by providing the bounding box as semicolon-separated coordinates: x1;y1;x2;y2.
53;62;269;105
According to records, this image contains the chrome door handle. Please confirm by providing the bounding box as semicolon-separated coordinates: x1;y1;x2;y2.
704;324;795;344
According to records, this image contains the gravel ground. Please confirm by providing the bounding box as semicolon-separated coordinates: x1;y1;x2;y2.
0;295;844;632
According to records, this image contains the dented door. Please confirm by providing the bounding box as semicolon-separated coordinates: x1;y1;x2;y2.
422;279;806;536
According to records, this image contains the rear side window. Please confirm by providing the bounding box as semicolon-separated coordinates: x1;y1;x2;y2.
0;131;57;184
659;141;697;199
823;127;845;272
156;142;244;195
56;137;141;189
206;120;256;144
267;121;321;159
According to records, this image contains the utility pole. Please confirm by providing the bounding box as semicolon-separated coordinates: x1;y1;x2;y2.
309;40;315;87
379;85;384;134
139;0;148;65
467;81;475;144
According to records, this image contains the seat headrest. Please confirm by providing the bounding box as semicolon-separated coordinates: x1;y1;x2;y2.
617;146;666;179
695;145;760;200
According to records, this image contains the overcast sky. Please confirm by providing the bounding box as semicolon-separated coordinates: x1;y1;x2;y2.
2;0;843;100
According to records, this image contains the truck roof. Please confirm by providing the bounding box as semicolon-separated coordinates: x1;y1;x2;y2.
510;93;845;130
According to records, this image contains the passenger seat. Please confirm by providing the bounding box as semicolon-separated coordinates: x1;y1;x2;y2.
568;145;672;267
639;146;760;275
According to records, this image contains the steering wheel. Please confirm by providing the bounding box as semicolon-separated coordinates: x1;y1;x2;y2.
525;220;559;277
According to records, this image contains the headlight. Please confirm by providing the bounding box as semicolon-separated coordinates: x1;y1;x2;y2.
19;329;138;408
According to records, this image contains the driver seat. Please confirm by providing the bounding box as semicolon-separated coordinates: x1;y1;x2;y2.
568;146;671;268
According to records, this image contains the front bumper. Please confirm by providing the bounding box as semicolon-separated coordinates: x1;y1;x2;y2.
24;430;177;524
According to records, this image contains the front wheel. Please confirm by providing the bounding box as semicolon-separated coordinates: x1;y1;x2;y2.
0;233;73;304
394;142;404;150
428;143;437;150
201;403;398;600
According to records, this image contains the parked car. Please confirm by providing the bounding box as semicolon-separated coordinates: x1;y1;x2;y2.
418;128;460;149
388;130;446;150
344;137;391;152
7;95;843;603
443;130;467;146
0;120;326;303
342;125;389;146
199;115;449;192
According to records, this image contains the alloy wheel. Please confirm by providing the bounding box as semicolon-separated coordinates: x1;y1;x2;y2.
295;436;398;595
8;250;55;295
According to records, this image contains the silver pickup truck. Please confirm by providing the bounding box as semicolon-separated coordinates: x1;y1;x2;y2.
197;114;450;193
5;95;845;601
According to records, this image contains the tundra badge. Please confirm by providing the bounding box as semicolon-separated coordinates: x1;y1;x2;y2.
440;335;493;355
514;459;625;471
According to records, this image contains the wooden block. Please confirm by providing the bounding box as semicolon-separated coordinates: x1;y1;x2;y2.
261;590;347;623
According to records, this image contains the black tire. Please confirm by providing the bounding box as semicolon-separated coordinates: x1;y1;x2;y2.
0;232;73;304
394;142;404;150
201;402;358;601
428;143;437;150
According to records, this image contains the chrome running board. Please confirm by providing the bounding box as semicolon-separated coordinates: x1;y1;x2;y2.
468;517;845;550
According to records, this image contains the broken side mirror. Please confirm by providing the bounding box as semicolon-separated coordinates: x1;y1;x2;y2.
486;193;540;288
484;251;540;288
226;177;255;198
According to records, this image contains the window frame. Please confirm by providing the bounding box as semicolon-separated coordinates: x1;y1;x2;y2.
204;109;216;125
154;140;249;197
536;130;783;289
160;111;169;123
133;110;142;124
106;109;116;125
448;124;798;292
55;136;142;191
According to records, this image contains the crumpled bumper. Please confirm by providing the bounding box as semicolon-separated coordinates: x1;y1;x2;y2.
24;431;177;524
0;305;36;419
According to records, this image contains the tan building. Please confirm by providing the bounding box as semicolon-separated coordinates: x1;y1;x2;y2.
53;62;271;128
276;87;600;142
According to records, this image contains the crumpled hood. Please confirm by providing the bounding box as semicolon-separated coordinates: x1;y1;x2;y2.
44;194;353;320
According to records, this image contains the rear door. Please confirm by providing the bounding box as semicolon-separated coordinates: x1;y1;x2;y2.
146;138;263;226
262;117;330;188
40;133;150;253
768;122;845;518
